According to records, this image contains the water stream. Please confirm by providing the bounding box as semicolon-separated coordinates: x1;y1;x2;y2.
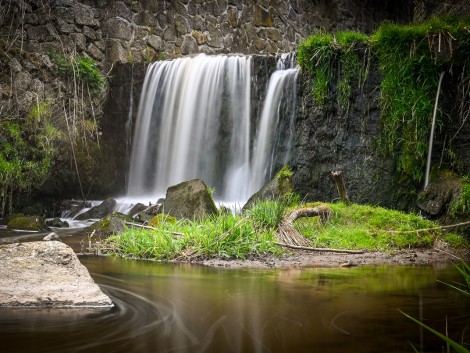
0;244;468;353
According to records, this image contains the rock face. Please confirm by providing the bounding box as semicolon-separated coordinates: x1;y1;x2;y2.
0;241;113;308
162;179;218;220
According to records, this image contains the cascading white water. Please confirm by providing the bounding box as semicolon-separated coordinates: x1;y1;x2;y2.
127;53;298;205
250;54;298;193
127;54;252;203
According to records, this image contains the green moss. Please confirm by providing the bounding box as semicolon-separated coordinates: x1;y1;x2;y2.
7;215;48;231
149;214;177;227
295;202;439;250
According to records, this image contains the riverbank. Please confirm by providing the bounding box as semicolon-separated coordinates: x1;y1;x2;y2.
113;238;468;270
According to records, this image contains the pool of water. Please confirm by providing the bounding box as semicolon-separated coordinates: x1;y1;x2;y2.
0;232;469;353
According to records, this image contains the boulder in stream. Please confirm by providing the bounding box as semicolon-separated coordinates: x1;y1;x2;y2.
0;241;113;308
162;179;218;220
7;215;49;231
86;212;132;236
75;198;117;220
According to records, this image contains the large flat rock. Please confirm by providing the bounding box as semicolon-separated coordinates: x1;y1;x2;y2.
0;241;113;308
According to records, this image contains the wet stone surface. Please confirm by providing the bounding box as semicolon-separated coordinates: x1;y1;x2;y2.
0;241;113;308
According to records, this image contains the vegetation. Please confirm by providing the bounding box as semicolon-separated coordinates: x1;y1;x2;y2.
401;259;470;352
106;212;281;260
297;16;470;196
294;202;439;250
297;30;368;109
0;102;59;215
105;199;467;261
52;53;105;95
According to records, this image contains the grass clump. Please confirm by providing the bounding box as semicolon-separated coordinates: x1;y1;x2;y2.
294;202;439;250
52;53;105;95
106;208;281;261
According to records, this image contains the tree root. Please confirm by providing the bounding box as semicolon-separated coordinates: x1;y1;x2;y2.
276;205;333;247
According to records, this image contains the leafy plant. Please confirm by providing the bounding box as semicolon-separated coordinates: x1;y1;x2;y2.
53;53;105;94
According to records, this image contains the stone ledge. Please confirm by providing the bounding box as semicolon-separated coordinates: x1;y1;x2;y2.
0;241;113;308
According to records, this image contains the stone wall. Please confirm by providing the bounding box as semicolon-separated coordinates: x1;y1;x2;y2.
0;0;414;207
3;0;414;72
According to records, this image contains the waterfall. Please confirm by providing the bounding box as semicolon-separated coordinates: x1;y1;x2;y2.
250;54;298;193
127;54;298;204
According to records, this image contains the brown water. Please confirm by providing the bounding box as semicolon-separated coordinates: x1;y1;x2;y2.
0;230;469;353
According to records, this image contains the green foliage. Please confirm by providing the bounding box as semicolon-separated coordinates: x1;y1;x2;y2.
371;16;470;184
106;211;280;260
449;182;470;216
0;109;58;215
245;200;286;229
298;17;470;193
53;53;105;94
297;30;368;108
295;202;439;250
104;199;468;261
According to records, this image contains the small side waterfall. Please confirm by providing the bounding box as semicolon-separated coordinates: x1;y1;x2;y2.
250;54;298;193
127;54;298;204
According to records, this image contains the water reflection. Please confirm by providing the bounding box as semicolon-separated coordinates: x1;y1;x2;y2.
0;256;468;353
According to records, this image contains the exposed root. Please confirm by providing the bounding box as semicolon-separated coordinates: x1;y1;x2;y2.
276;205;333;247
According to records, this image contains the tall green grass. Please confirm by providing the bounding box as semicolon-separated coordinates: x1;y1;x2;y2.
106;211;281;261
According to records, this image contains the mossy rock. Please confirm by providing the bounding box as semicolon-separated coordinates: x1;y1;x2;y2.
162;179;218;220
0;213;25;226
7;215;49;231
242;165;295;212
86;213;132;237
148;214;177;227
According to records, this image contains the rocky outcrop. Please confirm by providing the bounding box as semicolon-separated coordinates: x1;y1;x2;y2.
162;179;218;220
75;198;117;220
243;166;295;211
0;241;113;308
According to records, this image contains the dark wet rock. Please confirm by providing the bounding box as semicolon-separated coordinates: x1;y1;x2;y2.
134;203;163;223
7;215;49;231
162;179;218;220
0;241;113;308
75;198;117;220
417;170;462;217
86;212;132;236
128;203;147;217
46;217;69;228
43;232;61;241
243;166;295;212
